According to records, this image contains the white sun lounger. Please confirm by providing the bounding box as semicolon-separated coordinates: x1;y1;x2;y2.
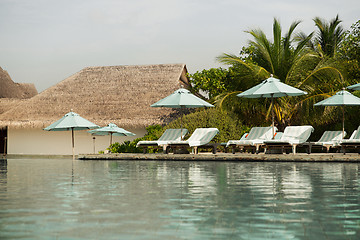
340;126;360;154
264;125;314;154
165;128;219;154
226;126;277;154
137;128;188;153
302;130;346;153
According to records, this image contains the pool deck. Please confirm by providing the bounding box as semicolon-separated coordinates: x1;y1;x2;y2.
78;153;360;162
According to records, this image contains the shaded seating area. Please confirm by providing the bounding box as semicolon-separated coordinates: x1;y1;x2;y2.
137;129;188;153
164;128;219;154
301;131;346;153
226;126;277;154
340;126;360;154
263;126;314;154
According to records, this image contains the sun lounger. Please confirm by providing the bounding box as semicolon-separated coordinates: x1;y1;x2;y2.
226;126;277;154
340;126;360;154
165;128;219;154
302;131;346;153
349;129;358;140
137;128;188;153
263;125;314;154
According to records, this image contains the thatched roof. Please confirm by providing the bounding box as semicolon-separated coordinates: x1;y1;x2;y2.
0;63;189;128
18;83;38;98
0;67;38;99
0;99;27;115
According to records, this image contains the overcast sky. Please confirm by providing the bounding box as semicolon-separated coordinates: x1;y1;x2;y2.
0;0;359;92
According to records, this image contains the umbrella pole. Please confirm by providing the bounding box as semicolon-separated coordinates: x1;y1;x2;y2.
71;128;75;161
110;133;113;145
342;105;345;138
181;106;184;140
93;137;96;154
271;96;275;139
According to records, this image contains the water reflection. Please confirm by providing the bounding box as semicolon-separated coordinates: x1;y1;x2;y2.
0;159;359;239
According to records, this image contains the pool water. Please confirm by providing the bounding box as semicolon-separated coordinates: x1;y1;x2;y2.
0;159;359;239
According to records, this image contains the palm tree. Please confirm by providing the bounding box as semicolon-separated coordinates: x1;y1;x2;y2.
218;19;312;84
313;15;344;57
216;18;347;131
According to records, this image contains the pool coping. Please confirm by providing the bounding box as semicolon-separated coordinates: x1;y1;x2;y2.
78;153;360;162
4;153;360;162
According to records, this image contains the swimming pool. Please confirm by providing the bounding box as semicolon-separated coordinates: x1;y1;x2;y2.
0;158;359;239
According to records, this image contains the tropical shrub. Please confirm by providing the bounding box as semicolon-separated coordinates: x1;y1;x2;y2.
108;141;142;153
189;68;230;99
108;125;164;153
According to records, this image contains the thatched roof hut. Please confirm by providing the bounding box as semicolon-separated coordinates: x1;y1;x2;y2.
0;67;38;99
0;63;190;128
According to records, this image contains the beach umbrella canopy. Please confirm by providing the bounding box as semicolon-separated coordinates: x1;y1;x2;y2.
88;123;135;145
314;90;360;137
237;75;307;98
151;88;214;108
44;111;99;159
347;83;360;91
151;88;214;139
237;75;307;137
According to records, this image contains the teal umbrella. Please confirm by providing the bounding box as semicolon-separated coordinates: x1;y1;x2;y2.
151;88;214;108
151;88;214;139
347;83;360;91
44;111;99;160
88;123;135;145
237;75;307;137
314;90;360;138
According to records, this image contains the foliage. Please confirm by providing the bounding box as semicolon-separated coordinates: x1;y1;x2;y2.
339;20;360;61
338;20;360;83
216;17;349;131
342;90;360;133
239;44;257;63
108;141;142;153
139;125;164;141
108;125;164;153
313;15;344;57
244;18;313;80
188;68;229;99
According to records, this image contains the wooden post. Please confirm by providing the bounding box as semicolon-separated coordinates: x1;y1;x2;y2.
71;128;75;161
3;137;6;158
271;95;275;139
93;137;96;154
342;105;345;139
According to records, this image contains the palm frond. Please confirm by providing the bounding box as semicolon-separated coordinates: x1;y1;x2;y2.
217;53;253;71
212;91;241;109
